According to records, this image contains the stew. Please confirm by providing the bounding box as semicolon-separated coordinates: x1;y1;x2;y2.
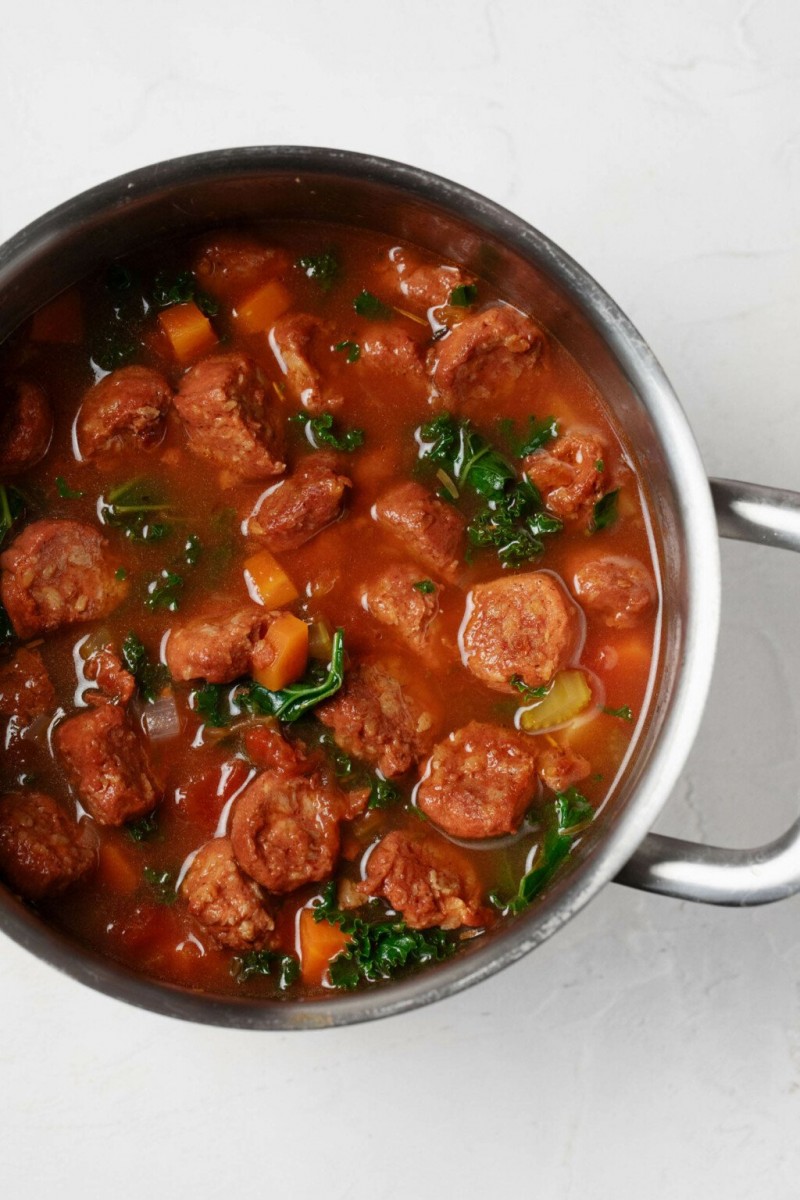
0;224;659;997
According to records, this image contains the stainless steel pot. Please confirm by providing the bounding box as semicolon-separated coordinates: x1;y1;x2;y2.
1;147;798;1029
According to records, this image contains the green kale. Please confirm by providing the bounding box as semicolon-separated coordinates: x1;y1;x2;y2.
236;628;345;724
183;534;202;565
145;569;184;612
518;414;559;456
312;887;455;989
126;812;159;843
234;949;300;989
449;283;478;307
121;632;170;703
334;339;361;363
602;704;633;721
591;489;620;532
55;476;84;500
554;788;595;832
143;866;177;905
297;250;339;291
412;579;435;594
353;290;392;320
152;269;218;317
367;778;400;810
292;411;365;453
92;329;137;371
100;478;172;543
193;683;231;728
492;791;596;914
0;485;25;548
419;413;514;499
509;674;550;702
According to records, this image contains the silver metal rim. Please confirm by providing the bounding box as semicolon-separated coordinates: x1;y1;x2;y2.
0;147;721;1028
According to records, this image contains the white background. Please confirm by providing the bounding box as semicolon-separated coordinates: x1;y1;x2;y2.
2;1;800;1196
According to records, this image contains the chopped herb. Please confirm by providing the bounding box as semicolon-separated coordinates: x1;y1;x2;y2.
292;411;365;453
353;290;392;320
183;534;202;565
237;628;345;724
193;683;231;729
334;339;361;364
233;949;300;989
297;250;339;291
317;730;358;783
121;632;169;703
100;478;172;543
115;567;128;582
55;476;83;500
412;579;435;594
602;704;633;721
420;413;515;499
145;569;184;612
518;415;559;456
509;674;549;702
92;329;137;371
126;812;159;843
449;283;478;307
591;489;620;532
0;485;25;548
151;269;218;317
367;778;400;810
595;459;605;472
312;887;455;988
143;866;176;905
491;791;596;914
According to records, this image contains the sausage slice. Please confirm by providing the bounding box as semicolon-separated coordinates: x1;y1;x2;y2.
359;830;487;929
181;837;275;950
270;313;342;414
76;365;172;459
416;721;538;838
246;455;350;552
0;791;97;900
0;520;128;639
523;434;605;521
429;305;545;406
54;704;160;826
374;481;465;583
0;382;53;475
461;572;580;693
572;557;655;628
174;352;286;480
362;563;441;652
166;601;275;685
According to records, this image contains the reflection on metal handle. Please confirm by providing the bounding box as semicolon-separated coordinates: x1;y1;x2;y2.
617;478;800;906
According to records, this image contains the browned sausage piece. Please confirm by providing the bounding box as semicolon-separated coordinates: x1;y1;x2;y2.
0;382;53;475
83;647;136;706
536;743;591;793
317;662;435;779
230;771;342;894
381;248;476;310
359;830;487;929
461;572;580;693
429;306;545;406
0;520;128;640
362;563;441;652
270;313;342;414
54;704;159;826
523;434;605;521
374;481;465;583
360;327;426;378
246;455;350;552
180;837;275;950
572;557;656;628
166;601;274;685
0;647;56;725
0;791;97;900
174;353;286;481
76;366;173;460
416;721;538;838
194;232;291;299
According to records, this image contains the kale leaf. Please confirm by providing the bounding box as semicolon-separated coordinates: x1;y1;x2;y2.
518;414;559;456
601;704;633;721
193;682;231;728
590;489;620;532
412;579;435;594
492;790;596;915
292;411;365;453
152;269;218;317
449;283;478;308
0;485;25;548
100;478;172;543
121;632;170;703
509;674;549;701
145;569;184;612
143;866;177;905
353;290;392;320
234;949;300;989
297;250;339;291
55;476;84;500
126;812;159;843
334;339;361;363
236;628;345;724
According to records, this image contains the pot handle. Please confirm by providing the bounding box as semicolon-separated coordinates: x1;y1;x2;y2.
616;477;800;906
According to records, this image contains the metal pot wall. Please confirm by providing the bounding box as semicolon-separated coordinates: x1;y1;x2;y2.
1;147;798;1029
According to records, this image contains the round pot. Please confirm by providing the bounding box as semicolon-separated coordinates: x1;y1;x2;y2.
1;147;798;1029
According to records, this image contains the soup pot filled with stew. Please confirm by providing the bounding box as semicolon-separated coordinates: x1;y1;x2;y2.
1;148;798;1028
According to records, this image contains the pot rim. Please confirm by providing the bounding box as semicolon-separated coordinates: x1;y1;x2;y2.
0;146;721;1029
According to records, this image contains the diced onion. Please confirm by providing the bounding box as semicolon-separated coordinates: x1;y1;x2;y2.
518;669;592;733
141;692;181;742
308;619;333;661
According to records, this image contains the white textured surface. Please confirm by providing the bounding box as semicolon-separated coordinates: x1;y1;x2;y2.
1;2;799;1195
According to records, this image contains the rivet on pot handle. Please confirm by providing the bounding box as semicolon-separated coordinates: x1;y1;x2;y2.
616;478;800;906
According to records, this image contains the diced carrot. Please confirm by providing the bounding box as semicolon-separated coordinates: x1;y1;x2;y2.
252;613;308;691
243;548;299;609
233;279;291;334
299;907;351;987
159;301;217;363
29;290;83;343
96;837;141;895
